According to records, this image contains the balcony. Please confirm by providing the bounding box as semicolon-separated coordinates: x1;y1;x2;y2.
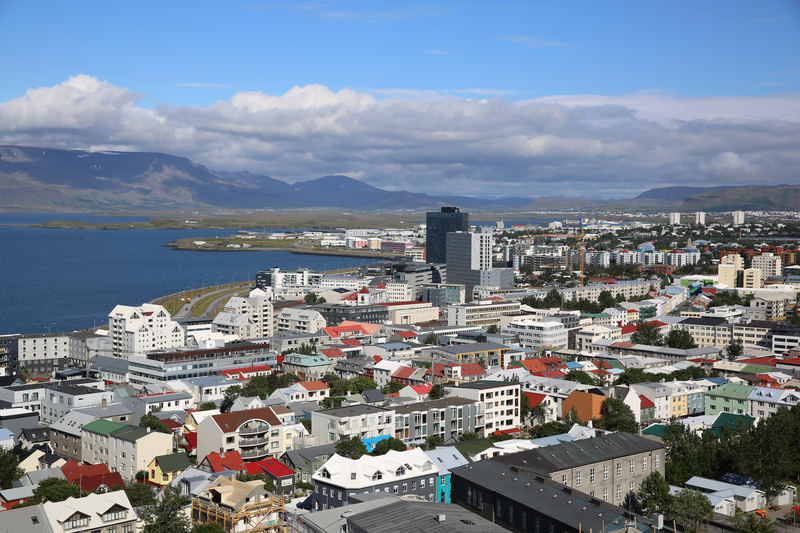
241;448;270;459
240;426;269;435
239;436;270;447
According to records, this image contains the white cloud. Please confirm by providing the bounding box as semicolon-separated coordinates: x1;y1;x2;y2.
1;75;800;198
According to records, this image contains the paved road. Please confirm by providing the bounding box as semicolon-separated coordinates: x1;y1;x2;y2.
173;285;252;319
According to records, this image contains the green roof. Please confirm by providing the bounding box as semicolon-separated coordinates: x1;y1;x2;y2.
641;424;667;437
580;313;611;318
605;360;626;370
452;439;496;459
82;419;127;436
711;413;755;434
740;364;773;375
707;382;754;400
153;452;191;472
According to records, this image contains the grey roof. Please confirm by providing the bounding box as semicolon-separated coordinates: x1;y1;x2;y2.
0;484;36;502
347;499;509;533
18;467;66;487
282;443;338;472
0;504;47;531
494;432;664;474
169;467;215;498
393;397;475;415
437;342;509;355
90;355;129;374
451;461;641;533
19;427;50;442
73;402;133;418
316;404;391;417
137;391;193;402
449;380;516;390
301;496;401;532
153;410;188;423
185;376;240;387
286;401;322;418
45;383;108;396
423;448;470;476
50;410;98;437
362;389;385;404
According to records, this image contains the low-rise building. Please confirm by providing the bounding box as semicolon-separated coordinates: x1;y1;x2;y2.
311;404;395;444
705;383;754;417
392;397;483;443
197;407;288;463
80;419;173;480
281;354;333;381
41;382;113;425
41;491;139;533
448;301;522;328
146;452;192;487
276;307;326;334
444;381;520;434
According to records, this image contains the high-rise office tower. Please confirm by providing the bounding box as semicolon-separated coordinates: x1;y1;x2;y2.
426;207;468;264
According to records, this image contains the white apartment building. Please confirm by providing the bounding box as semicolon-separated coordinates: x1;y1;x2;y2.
196;406;293;462
41;382;114;425
385;281;415;302
447;300;521;327
310;404;395;444
733;211;745;226
576;325;622;352
213;288;274;339
666;250;701;267
444;381;521;434
752;253;782;279
669;213;681;225
748;387;800;420
695;212;706;225
504;318;568;349
631;382;673;421
109;304;185;357
276;308;326;334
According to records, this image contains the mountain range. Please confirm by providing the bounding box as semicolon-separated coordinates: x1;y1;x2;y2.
0;145;792;212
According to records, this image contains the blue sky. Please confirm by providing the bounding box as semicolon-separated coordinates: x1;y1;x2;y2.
1;1;799;199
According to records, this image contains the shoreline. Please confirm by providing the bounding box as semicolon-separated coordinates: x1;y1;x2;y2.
164;241;395;260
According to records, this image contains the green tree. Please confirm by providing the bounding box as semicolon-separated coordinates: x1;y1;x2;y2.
529;421;569;438
321;396;345;408
486;324;499;334
598;397;638;433
636;471;673;516
264;478;277;493
335;436;368;460
372;437;408;456
672;489;713;533
565;370;595;385
424;435;445;449
0;447;24;489
598;290;617;309
614;368;649;386
459;432;480;441
349;376;377;394
140;413;173;434
429;381;454;400
730;510;777;533
631;322;664;346
300;418;312;432
381;381;404;394
562;406;584;427
193;524;227;533
243;375;273;399
125;482;157;507
665;328;698;349
15;365;32;383
32;477;82;503
529;400;551;426
221;384;243;411
304;292;318;303
726;338;744;360
197;402;217;411
423;332;439;346
139;484;192;533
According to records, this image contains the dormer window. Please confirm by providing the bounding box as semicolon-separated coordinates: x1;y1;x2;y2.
64;512;90;529
319;468;331;479
372;471;383;481
102;505;128;522
395;467;406;476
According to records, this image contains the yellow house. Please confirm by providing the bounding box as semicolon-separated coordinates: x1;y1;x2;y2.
666;383;689;418
147;452;191;487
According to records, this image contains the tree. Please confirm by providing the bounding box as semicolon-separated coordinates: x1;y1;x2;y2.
631;322;664;346
193;524;227;533
139;484;192;533
372;437;408;456
598;290;617;309
672;489;713;533
381;381;404;394
198;402;217;411
304;292;318;303
598;397;638;434
423;332;439;346
424;435;445;449
665;328;698;349
15;365;32;383
530;421;569;438
0;447;24;489
486;324;499;334
243;375;272;399
125;482;157;507
221;384;243;411
459;432;480;441
300;418;312;432
529;400;551;426
321;396;344;408
32;477;82;503
349;376;377;394
636;471;673;516
264;478;277;493
565;370;595;385
562;406;584;427
317;297;327;303
726;338;744;360
140;413;173;434
429;381;454;400
335;436;368;460
730;510;777;533
615;368;649;386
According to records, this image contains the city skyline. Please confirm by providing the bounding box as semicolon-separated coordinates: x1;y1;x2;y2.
1;1;799;198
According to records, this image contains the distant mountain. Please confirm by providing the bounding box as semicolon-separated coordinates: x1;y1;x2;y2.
680;184;800;211
0;145;533;211
522;197;603;209
634;185;735;203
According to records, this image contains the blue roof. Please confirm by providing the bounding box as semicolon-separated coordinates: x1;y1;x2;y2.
566;362;583;369
361;434;390;452
529;433;576;447
696;377;727;385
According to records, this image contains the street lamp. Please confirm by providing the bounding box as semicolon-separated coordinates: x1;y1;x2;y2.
94;316;103;331
202;279;208;294
217;275;222;288
48;322;56;334
192;282;197;298
233;273;238;287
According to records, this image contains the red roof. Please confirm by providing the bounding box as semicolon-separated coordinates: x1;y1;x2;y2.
523;392;546;408
687;358;718;364
627;309;638;313
610;341;637;348
245;458;295;478
534;370;566;379
392;366;416;379
492;427;522;436
320;348;346;358
202;450;246;472
620;325;638;335
396;331;418;338
738;357;777;366
639;395;655;409
779;358;800;366
300;380;330;391
340;339;363;347
460;363;486;376
410;383;433;394
182;432;197;450
62;460;111;483
162;419;182;430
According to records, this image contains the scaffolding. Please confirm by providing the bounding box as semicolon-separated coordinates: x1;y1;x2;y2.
192;495;286;533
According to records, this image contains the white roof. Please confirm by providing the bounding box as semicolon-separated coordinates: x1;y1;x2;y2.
43;491;137;531
312;448;439;489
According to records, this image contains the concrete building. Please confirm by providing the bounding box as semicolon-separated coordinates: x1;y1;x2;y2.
448;300;522;327
312;448;440;510
426;206;469;264
392;397;483;443
50;403;134;462
108;304;185;357
40;382;114;425
213;288;274;339
669;212;681;225
504;318;569;349
444;381;520;434
695;212;706;225
310;404;395;444
733;210;745;225
743;268;762;289
419;283;466;308
752;253;782;279
377;301;439;325
256;266;323;293
81;419;173;480
196;406;290;463
276;307;327;333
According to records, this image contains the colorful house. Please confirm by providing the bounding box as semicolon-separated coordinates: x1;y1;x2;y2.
147;452;192;487
422;447;469;503
560;391;605;424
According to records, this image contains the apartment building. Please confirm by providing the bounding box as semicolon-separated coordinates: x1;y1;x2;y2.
81;419;173;480
448;300;522;328
392;397;483;443
196;406;291;463
276;307;326;333
748;387;800;419
51;403;134;462
108;304;185;357
705;383;754;416
433;342;516;369
4;333;74;376
312;448;440;510
576;325;622;352
311;404;395;445
445;381;520;434
504;318;568;349
41;382;114;425
0;383;47;412
213;288;274;339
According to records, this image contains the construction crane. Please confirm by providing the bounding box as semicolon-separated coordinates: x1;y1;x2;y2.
578;214;586;286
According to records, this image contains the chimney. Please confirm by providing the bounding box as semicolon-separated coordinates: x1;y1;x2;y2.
436;514;446;522
147;427;151;433
102;398;107;409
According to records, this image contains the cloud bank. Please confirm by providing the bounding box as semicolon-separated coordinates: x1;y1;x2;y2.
1;75;800;199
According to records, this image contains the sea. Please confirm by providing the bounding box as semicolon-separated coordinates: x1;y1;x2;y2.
0;213;559;335
0;213;375;335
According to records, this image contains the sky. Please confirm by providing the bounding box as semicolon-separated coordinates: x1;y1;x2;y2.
1;1;800;200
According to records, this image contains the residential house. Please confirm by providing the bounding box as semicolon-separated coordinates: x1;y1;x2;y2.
197;450;247;473
280;443;337;485
147;452;192;487
192;475;284;533
221;364;273;380
433;343;516;369
705;383;755;417
244;458;296;496
392;397;483;443
422;447;470;503
276;307;326;334
80;420;173;481
184;376;241;403
748;386;800;419
196;407;286;463
281;354;333;381
41;491;139;533
310;404;395;445
444;381;520;434
269;381;330;406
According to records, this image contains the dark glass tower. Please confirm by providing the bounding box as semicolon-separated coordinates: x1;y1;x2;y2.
426;207;468;264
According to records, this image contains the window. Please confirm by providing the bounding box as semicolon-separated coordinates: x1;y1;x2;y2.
535;517;540;533
561;474;567;485
509;505;514;524
393;485;398;494
411;481;416;490
64;514;89;530
655;453;660;469
590;468;595;483
122;526;133;533
421;479;425;488
496;499;501;517
630;459;635;474
616;462;621;477
522;511;527;530
477;491;482;509
322;487;327;496
576;471;581;487
630;481;635;493
616;485;622;500
603;465;609;480
402;483;407;492
108;528;117;533
603;487;608;502
643;457;648;471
